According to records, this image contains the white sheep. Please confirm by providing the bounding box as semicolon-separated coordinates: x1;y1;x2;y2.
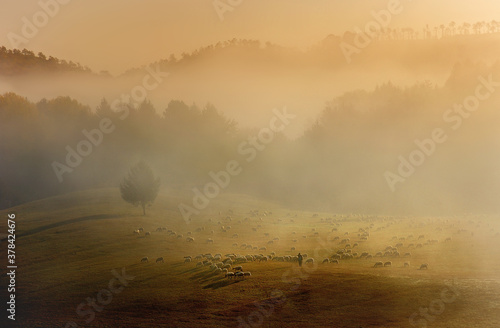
305;258;314;264
419;263;428;270
141;257;148;263
156;257;164;263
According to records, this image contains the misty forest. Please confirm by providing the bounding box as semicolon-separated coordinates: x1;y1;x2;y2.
1;2;500;328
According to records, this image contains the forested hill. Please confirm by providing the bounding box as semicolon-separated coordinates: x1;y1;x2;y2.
0;47;93;76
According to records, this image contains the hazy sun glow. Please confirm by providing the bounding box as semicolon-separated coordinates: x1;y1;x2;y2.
0;0;498;74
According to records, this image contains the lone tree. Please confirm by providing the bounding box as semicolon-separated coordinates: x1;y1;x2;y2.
120;161;160;215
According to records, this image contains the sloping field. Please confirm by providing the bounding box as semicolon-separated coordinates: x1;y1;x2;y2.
0;189;499;327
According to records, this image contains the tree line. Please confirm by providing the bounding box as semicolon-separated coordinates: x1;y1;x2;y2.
1;61;500;215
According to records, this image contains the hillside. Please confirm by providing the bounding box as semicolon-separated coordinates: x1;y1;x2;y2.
0;189;499;327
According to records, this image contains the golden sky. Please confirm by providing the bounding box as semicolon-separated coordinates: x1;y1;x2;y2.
1;0;498;74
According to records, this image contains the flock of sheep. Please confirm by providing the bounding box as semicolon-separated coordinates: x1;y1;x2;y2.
131;210;488;280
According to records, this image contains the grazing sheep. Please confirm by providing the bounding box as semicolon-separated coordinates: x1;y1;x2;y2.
156;257;164;263
291;247;296;251
331;259;339;264
305;258;315;264
184;258;192;263
196;261;203;267
133;230;140;235
186;237;195;242
141;257;149;263
403;252;411;257
225;272;235;279
222;264;232;269
235;272;245;279
322;258;329;264
206;238;214;244
156;227;162;232
232;243;238;247
374;261;384;268
419;263;428;270
243;271;252;277
384;261;392;267
259;247;267;251
404;262;410;268
233;266;243;271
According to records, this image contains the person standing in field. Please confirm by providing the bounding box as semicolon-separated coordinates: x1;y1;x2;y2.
297;253;303;267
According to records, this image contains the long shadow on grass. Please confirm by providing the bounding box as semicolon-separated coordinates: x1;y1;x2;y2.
179;267;202;275
203;279;241;290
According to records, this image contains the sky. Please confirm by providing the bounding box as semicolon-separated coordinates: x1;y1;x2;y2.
0;0;499;74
